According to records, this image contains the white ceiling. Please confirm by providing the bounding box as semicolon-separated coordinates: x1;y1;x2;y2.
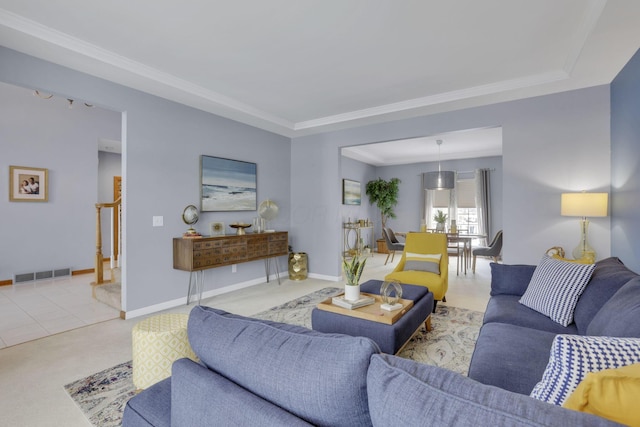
1;0;639;142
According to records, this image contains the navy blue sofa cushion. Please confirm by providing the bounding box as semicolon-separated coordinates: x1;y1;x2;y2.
171;358;312;426
468;322;558;395
489;263;536;297
573;257;638;334
587;277;640;337
483;295;579;334
187;306;379;427
367;354;619;427
122;378;171;427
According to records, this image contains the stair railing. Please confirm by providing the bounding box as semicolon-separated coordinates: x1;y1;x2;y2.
94;197;121;285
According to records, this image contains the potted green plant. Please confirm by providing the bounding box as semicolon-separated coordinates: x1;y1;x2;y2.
343;255;367;301
366;177;401;237
434;210;448;232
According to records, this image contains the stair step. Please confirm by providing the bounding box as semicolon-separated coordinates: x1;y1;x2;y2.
93;282;121;311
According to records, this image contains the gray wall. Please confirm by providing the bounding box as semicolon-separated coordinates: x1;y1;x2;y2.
0;46;291;313
292;85;611;277
2;43;627;313
611;48;640;273
0;81;121;279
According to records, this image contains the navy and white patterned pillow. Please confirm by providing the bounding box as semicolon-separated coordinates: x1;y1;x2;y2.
530;335;640;406
519;255;595;326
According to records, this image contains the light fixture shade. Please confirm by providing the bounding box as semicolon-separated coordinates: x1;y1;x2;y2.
561;193;608;217
425;170;455;190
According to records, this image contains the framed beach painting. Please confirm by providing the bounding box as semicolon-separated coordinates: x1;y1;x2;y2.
200;155;257;212
9;165;49;202
342;179;361;205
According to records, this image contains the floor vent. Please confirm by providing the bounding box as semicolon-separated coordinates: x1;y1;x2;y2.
54;268;71;277
14;272;35;283
35;270;53;280
14;267;72;284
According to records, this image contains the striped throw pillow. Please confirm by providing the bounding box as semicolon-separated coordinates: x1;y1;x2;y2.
519;255;595;326
403;252;441;274
531;335;640;406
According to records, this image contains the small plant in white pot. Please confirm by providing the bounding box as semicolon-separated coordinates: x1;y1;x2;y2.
434;210;448;232
343;255;367;301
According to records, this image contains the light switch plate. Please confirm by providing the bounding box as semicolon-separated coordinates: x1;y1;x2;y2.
152;216;163;227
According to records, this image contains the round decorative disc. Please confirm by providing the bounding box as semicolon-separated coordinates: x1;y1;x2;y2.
258;199;279;221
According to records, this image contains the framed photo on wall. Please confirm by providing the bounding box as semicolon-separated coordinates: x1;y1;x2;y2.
201;155;257;212
9;166;49;202
342;179;361;205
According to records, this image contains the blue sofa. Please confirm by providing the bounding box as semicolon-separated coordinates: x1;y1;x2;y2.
123;301;622;426
468;257;640;397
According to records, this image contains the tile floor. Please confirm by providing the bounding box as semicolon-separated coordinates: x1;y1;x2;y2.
0;273;120;348
0;253;494;426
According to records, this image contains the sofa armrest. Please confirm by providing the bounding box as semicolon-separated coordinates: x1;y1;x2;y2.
490;263;536;296
171;358;313;426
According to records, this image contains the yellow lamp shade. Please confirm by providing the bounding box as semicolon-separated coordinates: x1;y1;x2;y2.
561;193;608;217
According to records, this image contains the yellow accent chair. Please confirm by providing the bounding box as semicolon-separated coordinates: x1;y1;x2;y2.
384;232;448;311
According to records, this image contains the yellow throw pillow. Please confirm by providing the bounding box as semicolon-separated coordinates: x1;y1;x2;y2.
563;363;640;426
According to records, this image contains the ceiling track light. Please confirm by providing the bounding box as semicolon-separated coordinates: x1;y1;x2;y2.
33;90;94;109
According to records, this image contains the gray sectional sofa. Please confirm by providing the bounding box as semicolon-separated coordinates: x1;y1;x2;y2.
123;289;628;426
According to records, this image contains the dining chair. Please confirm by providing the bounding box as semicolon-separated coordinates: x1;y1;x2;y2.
382;227;405;265
472;230;503;273
446;232;463;275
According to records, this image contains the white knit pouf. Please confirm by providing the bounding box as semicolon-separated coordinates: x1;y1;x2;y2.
132;313;198;389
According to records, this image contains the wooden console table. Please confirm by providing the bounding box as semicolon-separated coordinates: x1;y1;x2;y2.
173;231;288;304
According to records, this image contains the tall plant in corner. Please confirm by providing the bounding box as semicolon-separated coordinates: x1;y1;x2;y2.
366;177;401;237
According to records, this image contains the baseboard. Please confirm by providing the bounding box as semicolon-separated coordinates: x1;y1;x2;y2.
122;272;291;319
72;269;94;276
1;264;108;284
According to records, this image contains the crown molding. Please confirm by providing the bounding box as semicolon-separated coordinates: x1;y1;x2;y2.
0;1;609;136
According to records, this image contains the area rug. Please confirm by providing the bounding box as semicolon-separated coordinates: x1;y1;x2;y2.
65;287;483;427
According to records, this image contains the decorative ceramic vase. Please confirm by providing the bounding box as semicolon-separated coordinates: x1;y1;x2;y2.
436;222;445;232
344;284;361;301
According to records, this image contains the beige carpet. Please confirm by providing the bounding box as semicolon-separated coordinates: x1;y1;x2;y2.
65;287;483;426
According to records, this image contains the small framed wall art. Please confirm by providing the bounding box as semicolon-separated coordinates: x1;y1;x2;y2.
210;222;225;236
9;165;49;202
342;179;361;205
201;155;257;212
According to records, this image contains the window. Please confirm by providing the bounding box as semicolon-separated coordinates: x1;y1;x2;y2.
456;179;477;234
426;178;478;232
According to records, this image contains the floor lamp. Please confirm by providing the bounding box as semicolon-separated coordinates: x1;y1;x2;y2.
560;192;608;261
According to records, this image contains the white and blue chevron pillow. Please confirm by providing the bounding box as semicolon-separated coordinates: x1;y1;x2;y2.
519;255;595;326
530;335;640;406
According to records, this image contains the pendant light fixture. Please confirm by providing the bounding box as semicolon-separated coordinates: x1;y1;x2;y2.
425;139;455;190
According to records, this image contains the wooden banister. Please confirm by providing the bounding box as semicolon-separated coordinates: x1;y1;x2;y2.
94;197;121;285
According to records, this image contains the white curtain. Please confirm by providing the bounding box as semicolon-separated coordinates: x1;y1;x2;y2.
475;168;491;244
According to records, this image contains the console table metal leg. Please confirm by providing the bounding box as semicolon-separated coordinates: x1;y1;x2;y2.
265;258;270;283
264;257;282;285
186;270;204;305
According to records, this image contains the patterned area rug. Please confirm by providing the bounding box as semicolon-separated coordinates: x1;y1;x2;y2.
65;287;483;427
